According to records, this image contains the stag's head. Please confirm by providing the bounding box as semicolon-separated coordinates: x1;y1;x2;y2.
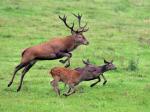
59;13;89;46
82;59;117;72
103;59;116;70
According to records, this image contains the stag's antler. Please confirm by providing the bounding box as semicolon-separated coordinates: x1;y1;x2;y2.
59;15;75;33
72;13;89;33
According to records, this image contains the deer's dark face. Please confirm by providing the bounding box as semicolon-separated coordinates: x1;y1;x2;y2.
73;33;89;45
104;60;116;70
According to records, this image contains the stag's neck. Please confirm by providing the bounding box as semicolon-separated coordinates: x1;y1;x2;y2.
76;65;109;82
64;36;78;52
98;65;108;73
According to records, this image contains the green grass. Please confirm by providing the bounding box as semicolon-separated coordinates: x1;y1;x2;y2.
0;0;150;112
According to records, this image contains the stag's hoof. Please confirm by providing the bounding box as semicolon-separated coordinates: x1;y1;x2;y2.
103;81;107;85
7;82;12;87
17;87;21;92
90;84;94;87
59;60;65;64
63;93;68;96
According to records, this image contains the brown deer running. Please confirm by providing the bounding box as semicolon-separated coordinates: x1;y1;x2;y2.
50;59;116;96
8;13;89;92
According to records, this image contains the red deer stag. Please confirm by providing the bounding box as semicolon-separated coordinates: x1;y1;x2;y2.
8;13;89;92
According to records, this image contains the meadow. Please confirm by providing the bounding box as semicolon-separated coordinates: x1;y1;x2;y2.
0;0;150;112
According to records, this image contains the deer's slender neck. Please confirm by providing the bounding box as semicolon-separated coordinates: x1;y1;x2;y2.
64;35;78;52
98;65;108;73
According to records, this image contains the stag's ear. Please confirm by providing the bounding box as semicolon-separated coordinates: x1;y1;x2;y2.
82;59;90;65
87;59;90;63
82;59;86;65
104;59;109;64
111;60;113;63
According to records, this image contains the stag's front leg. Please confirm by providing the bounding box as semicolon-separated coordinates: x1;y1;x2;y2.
63;84;75;96
101;74;107;85
51;80;60;96
58;52;72;67
90;77;101;87
63;87;71;95
59;57;68;64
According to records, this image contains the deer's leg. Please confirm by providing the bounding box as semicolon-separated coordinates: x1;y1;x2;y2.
17;60;36;92
51;79;60;96
63;86;71;95
8;63;27;87
63;84;75;96
90;77;101;87
63;83;67;89
59;58;68;64
58;52;72;67
101;74;107;85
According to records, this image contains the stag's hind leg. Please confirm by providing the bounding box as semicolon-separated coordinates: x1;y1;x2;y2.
58;52;72;68
8;63;27;87
17;60;36;92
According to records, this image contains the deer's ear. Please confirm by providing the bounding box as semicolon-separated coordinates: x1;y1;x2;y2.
87;59;90;63
104;59;108;64
82;59;90;65
111;60;113;63
82;59;88;65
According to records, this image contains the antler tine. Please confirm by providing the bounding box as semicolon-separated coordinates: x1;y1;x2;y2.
77;26;89;33
72;13;82;27
72;13;81;18
83;27;89;32
81;22;87;28
72;13;88;33
59;15;75;32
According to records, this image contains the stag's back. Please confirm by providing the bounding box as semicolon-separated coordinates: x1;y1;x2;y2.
50;67;80;84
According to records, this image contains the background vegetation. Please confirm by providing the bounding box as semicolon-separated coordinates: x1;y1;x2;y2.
0;0;150;112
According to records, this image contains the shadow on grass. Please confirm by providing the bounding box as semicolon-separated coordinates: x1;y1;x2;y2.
3;88;17;93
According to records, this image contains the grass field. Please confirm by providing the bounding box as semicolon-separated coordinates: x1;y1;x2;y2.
0;0;150;112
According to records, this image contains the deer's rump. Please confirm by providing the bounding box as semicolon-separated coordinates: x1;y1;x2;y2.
50;67;80;84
